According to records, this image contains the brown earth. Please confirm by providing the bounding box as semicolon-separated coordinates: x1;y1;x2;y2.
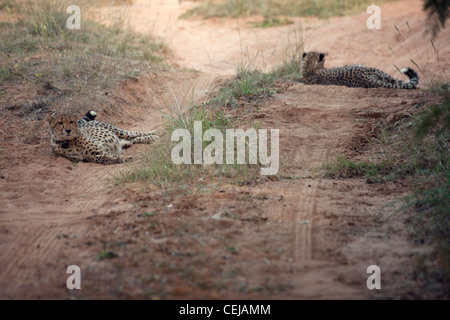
0;0;449;299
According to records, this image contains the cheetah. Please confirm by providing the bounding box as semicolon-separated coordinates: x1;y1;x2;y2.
49;111;159;164
301;51;419;89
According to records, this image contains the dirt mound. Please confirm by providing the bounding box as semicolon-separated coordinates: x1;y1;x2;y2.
0;0;448;299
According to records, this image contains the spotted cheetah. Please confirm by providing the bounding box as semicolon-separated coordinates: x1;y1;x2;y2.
301;51;418;89
49;111;159;164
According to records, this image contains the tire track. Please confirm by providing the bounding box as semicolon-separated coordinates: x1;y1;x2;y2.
0;212;88;296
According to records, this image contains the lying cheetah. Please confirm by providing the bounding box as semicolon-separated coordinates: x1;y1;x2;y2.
301;51;419;89
49;111;159;164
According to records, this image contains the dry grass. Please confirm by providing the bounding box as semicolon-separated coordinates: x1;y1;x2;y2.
181;0;399;20
113;103;263;190
0;0;167;117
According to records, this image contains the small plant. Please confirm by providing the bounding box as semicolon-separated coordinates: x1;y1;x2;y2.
210;69;275;107
0;0;18;12
322;155;408;183
20;0;68;38
0;66;14;83
249;16;293;28
97;250;118;261
226;245;239;254
415;98;450;140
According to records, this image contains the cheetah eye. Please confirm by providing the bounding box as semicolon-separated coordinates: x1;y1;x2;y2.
58;122;63;125
70;121;74;124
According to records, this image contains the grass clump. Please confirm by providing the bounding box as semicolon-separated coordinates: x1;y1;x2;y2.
20;0;68;38
115;104;261;190
209;68;276;107
181;0;397;20
322;156;406;183
415;97;450;140
407;97;450;280
97;250;118;260
248;16;293;28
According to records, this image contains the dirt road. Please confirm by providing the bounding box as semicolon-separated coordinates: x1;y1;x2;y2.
0;0;448;299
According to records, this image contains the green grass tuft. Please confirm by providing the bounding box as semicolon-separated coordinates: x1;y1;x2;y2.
249;16;294;28
322;155;409;183
209;69;276;107
181;0;398;20
114;104;261;190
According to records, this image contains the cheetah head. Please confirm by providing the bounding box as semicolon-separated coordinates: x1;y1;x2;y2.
301;52;328;82
48;113;79;141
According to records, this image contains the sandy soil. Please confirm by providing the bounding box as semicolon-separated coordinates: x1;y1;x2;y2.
0;0;448;299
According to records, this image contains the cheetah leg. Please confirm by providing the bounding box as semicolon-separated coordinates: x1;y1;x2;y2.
130;134;159;144
87;152;133;164
116;130;159;140
97;122;158;140
120;139;133;149
83;142;132;164
50;140;84;161
50;140;66;156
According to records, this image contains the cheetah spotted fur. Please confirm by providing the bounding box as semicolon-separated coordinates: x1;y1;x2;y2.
49;111;159;164
301;51;418;89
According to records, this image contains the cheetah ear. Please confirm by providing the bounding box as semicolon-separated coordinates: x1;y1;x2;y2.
302;52;307;58
319;53;327;62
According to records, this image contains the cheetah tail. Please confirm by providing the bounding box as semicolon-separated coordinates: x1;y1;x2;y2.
83;110;97;122
400;68;419;87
